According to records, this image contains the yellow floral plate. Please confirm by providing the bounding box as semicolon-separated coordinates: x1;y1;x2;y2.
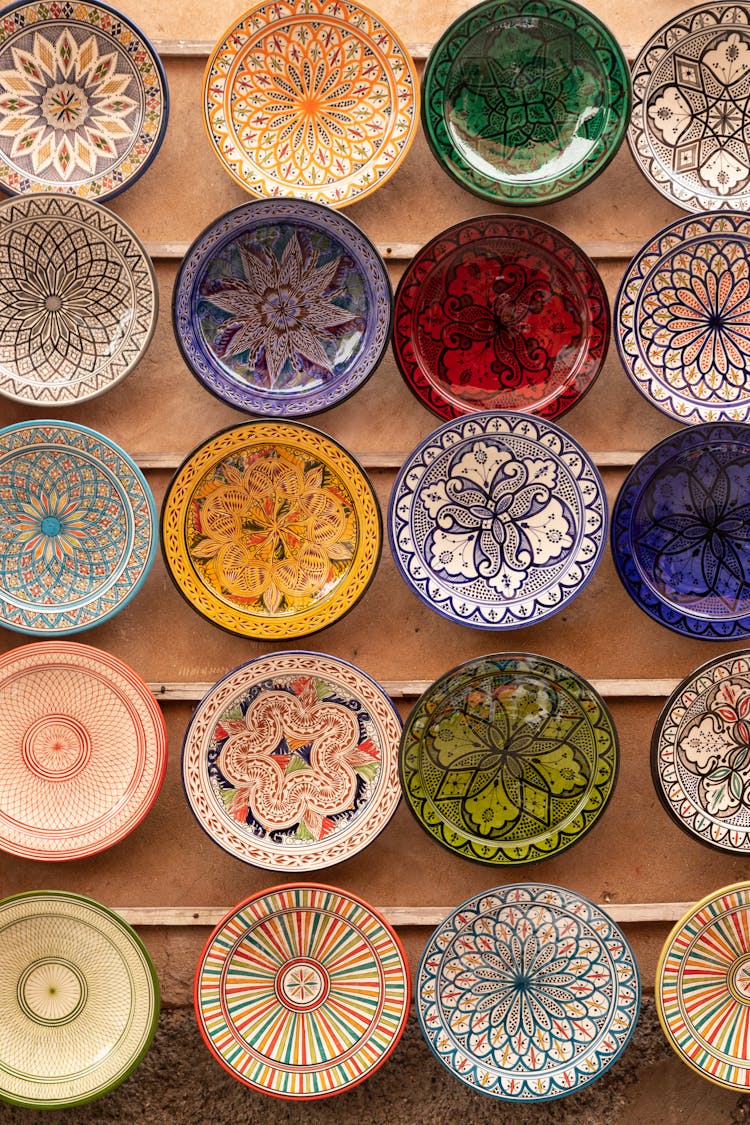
160;422;381;638
202;0;419;208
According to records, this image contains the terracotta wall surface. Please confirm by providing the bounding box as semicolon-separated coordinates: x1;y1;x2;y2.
2;0;749;1117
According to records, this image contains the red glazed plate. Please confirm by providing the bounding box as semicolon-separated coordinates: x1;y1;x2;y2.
393;215;609;420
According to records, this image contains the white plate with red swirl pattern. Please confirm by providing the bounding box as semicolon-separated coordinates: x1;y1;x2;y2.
181;652;401;870
0;642;167;861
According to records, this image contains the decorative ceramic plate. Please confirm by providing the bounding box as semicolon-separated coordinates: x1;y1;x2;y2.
182;652;400;870
173;200;391;417
0;194;157;406
0;891;159;1109
652;651;750;854
161;421;381;639
401;654;618;865
416;883;641;1101
657;882;750;1089
611;423;750;639
629;4;750;212
0;642;166;861
393;215;609;421
388;411;607;630
194;884;409;1099
0;0;168;201
421;0;631;205
616;212;750;425
202;0;419;208
0;421;156;635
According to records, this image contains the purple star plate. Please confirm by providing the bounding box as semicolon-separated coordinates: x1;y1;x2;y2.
612;424;750;639
173;200;392;417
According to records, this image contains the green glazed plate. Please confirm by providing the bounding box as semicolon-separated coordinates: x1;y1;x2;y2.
422;0;631;205
400;654;619;864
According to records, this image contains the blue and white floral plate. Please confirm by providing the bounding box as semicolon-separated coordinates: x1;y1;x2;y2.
388;411;607;629
0;421;156;635
616;212;750;424
173;200;392;417
416;884;641;1101
612;423;750;639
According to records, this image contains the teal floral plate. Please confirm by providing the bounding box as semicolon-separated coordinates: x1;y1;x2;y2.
400;654;619;864
422;0;631;204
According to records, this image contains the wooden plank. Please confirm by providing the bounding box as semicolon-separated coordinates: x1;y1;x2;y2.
115;901;692;927
145;239;640;262
136;450;646;472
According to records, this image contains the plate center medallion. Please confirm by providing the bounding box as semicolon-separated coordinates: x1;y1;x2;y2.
18;958;87;1025
275;957;330;1011
728;954;750;1004
21;714;92;780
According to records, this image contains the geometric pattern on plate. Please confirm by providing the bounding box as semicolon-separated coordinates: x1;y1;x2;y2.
611;423;750;639
0;0;168;200
400;654;618;864
0;891;159;1109
421;0;631;205
393;215;609;421
652;650;750;853
161;422;381;639
202;0;419;208
616;212;750;424
657;882;750;1090
0;641;167;861
194;884;410;1098
182;652;401;870
0;421;156;635
388;411;607;629
416;883;640;1101
173;199;391;416
629;5;750;212
0;194;157;404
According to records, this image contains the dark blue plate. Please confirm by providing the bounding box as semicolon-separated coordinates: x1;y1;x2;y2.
612;423;750;639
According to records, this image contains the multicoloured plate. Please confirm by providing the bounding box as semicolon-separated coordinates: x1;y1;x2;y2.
0;420;156;635
401;654;618;865
160;421;381;639
0;0;168;200
657;882;750;1089
0;194;157;406
194;884;410;1099
616;212;750;424
612;424;750;639
202;0;419;208
652;651;750;854
182;652;401;870
388;411;607;630
629;4;750;212
393;214;609;420
416;884;640;1101
0;891;159;1109
0;642;166;862
173;200;392;417
421;0;631;205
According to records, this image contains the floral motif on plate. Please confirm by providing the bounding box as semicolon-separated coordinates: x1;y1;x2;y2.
416;884;640;1101
421;0;630;204
657;882;750;1089
0;194;157;405
182;652;401;870
612;423;750;639
0;0;168;200
194;885;409;1098
173;200;391;416
393;215;609;420
202;0;419;207
0;641;166;861
0;421;156;635
388;411;607;630
160;421;381;639
629;4;750;211
617;211;750;423
400;654;618;865
652;651;750;852
0;891;159;1109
